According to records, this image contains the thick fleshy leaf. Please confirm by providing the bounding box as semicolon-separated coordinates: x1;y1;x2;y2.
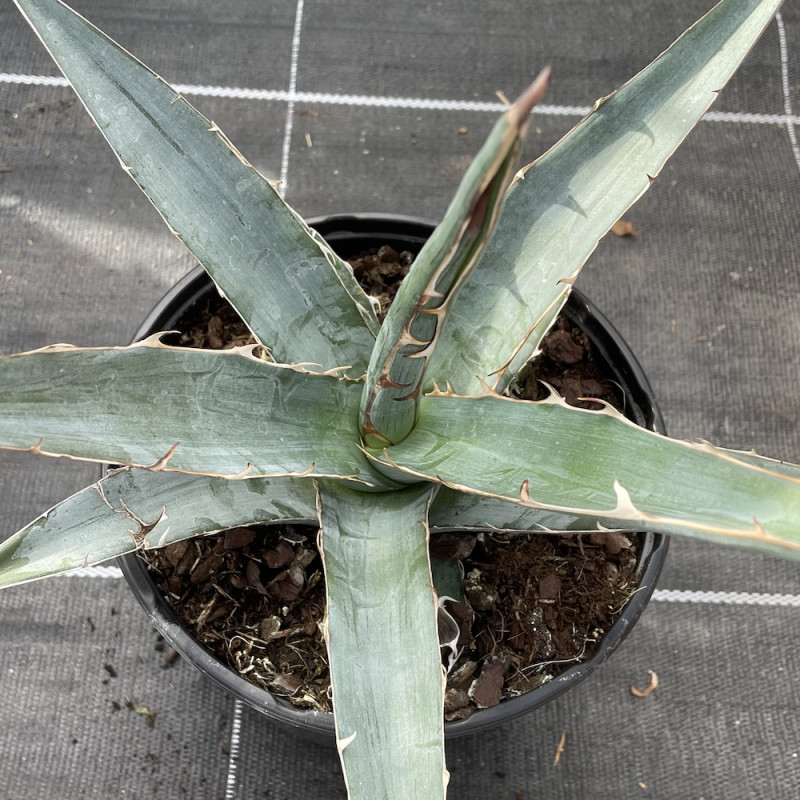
13;0;378;376
0;339;390;486
371;391;800;559
317;481;446;800
427;0;784;395
359;71;550;447
429;487;635;534
0;460;610;591
0;470;317;588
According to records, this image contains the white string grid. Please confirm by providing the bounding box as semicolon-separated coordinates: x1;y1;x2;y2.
776;11;800;172
224;700;244;800
1;72;799;126
278;0;306;195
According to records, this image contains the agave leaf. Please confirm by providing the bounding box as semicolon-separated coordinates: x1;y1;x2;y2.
317;480;446;800
370;391;800;559
13;0;378;376
427;0;784;395
429;487;637;534
0;470;317;588
359;71;550;447
0;460;599;592
0;339;391;486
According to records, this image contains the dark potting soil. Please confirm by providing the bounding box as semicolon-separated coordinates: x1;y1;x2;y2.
143;245;641;720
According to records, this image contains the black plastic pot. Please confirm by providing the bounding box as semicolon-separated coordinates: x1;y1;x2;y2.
119;213;668;742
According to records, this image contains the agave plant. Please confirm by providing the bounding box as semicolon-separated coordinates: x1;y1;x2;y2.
0;0;796;797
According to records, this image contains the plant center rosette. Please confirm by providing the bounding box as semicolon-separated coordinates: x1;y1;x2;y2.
135;231;661;725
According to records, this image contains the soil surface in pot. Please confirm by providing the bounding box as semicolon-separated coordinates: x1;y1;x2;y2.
144;245;641;721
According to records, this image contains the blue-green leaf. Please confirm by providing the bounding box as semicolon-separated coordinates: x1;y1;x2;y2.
14;0;378;376
359;73;549;446
0;340;389;486
0;470;317;588
427;0;784;395
318;480;446;800
373;391;800;559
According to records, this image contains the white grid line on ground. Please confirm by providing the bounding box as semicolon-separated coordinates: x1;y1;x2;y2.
60;565;124;578
224;699;244;800
278;0;305;194
1;73;799;126
776;12;800;173
652;589;800;607
53;567;800;607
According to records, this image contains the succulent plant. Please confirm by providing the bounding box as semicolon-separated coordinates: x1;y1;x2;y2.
0;0;794;798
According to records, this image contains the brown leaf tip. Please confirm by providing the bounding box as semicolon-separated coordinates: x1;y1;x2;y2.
510;66;552;125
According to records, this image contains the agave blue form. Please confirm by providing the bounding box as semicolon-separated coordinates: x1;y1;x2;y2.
0;1;793;797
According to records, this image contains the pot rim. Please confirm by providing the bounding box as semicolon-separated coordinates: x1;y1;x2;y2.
118;212;668;742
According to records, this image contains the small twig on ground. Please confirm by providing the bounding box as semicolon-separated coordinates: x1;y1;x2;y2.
553;730;567;765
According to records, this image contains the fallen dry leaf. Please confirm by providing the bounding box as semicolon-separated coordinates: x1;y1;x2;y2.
630;669;659;697
611;219;638;237
124;696;157;727
468;658;504;708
